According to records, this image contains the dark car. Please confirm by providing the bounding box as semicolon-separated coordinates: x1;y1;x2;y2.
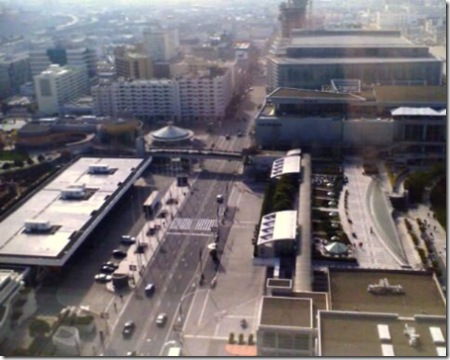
144;283;155;297
94;273;112;283
237;131;243;137
112;249;127;259
120;235;136;245
122;321;136;337
225;134;231;140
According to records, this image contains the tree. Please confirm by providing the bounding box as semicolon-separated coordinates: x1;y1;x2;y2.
29;318;51;338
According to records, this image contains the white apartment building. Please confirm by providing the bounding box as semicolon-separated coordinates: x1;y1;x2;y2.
93;79;180;120
92;66;233;122
34;64;89;115
178;67;233;120
142;27;179;62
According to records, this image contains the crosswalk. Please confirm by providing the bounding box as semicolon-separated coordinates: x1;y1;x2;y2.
169;218;217;232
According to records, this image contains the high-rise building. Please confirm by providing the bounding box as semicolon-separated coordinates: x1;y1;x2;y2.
114;46;154;80
142;27;179;62
279;0;310;38
267;30;443;91
0;53;30;99
29;47;97;78
34;64;89;115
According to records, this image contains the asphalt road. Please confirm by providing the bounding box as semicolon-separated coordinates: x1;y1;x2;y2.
102;70;266;356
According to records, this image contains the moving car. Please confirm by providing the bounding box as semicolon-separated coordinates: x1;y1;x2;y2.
237;131;243;137
225;134;231;140
122;321;136;337
144;283;155;297
156;313;167;327
94;273;112;283
120;235;136;245
100;265;117;274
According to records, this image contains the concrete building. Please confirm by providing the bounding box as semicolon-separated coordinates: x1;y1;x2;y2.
142;27;179;62
0;157;148;273
256;269;446;356
177;67;233;121
92;66;233;123
114;46;153;80
0;53;30;99
279;0;310;38
266;30;443;92
34;64;89;115
92;79;180;121
29;47;97;78
255;86;446;162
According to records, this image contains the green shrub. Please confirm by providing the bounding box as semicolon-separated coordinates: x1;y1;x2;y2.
248;334;255;345
229;332;236;344
238;333;245;345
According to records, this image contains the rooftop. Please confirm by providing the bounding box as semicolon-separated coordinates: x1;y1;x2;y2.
319;312;447;357
257;210;297;246
270;155;301;178
329;269;446;317
269;88;365;102
0;157;144;267
391;107;446;117
289;31;414;48
150;124;193;143
259;296;313;328
374;86;447;105
271;56;440;65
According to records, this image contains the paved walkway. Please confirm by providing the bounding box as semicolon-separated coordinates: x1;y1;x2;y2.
341;159;402;269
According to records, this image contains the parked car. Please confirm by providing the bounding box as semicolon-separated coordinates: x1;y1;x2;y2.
135;243;148;254
121;235;136;245
237;131;243;137
94;273;112;283
122;321;136;337
156;313;167;327
225;134;231;140
112;249;127;259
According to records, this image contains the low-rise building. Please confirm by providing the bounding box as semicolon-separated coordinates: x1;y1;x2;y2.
255;85;446;163
256;269;446;356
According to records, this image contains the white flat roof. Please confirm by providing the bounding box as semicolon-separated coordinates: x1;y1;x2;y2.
0;157;144;266
391;107;446;116
257;210;297;246
270;156;301;178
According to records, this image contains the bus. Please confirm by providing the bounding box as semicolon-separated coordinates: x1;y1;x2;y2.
143;191;161;218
